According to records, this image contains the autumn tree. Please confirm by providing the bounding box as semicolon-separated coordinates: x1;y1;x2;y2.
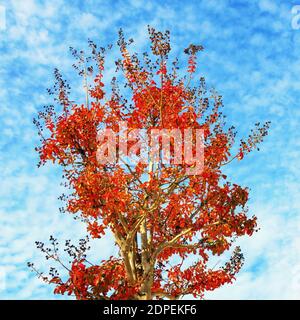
30;27;270;300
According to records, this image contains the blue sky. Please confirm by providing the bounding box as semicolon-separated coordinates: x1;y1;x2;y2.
0;0;300;299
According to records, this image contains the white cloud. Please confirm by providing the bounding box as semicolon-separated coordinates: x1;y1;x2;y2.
0;0;300;300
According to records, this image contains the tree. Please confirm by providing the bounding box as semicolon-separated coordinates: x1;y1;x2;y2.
30;27;270;300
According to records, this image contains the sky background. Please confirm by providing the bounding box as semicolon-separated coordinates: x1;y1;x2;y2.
0;0;300;299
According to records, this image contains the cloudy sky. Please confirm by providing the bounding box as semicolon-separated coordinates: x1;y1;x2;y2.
0;0;300;299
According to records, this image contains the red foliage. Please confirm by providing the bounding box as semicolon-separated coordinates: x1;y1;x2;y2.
32;27;270;300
